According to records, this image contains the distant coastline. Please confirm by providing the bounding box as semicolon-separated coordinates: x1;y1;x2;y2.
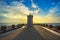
0;23;60;27
40;23;60;26
0;23;18;27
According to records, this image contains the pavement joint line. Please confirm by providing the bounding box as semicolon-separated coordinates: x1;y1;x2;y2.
41;26;60;36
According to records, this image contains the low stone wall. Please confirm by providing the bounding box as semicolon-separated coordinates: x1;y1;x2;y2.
39;24;60;33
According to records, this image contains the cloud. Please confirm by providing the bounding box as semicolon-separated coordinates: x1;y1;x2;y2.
31;0;33;2
30;0;41;15
33;4;60;23
2;1;40;18
20;0;25;2
0;1;31;19
33;13;59;23
11;1;31;15
44;3;60;23
31;8;41;15
31;0;38;8
48;3;60;14
31;2;38;8
0;1;60;23
0;1;40;23
49;7;56;13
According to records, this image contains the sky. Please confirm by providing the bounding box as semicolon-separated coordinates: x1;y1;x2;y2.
0;0;60;24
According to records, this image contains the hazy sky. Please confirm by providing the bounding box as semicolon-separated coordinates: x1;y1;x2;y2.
0;0;60;24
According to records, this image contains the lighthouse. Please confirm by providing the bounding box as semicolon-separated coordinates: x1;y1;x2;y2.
27;14;33;27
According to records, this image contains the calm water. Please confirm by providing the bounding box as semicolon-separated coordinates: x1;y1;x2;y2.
45;23;60;26
0;23;18;27
0;23;60;27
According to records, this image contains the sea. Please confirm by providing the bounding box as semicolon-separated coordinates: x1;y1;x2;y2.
0;23;60;27
0;23;19;27
44;23;60;26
